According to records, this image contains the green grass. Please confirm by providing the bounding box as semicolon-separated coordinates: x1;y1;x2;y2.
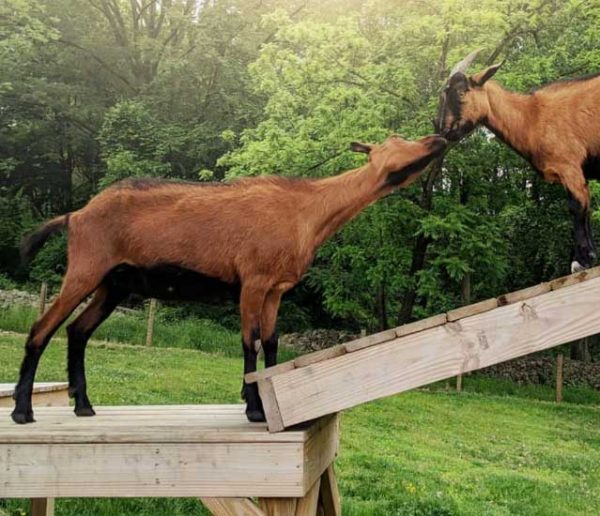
0;335;599;515
0;304;297;361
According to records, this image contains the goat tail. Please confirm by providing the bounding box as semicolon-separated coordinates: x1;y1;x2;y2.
20;214;70;264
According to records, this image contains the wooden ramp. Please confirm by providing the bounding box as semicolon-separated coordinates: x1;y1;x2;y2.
248;267;600;432
0;405;340;516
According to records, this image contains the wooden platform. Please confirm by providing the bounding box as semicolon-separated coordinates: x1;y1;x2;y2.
0;382;69;516
0;382;68;408
0;405;340;515
248;267;600;432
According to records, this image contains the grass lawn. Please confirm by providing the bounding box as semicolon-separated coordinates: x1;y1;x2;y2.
0;334;599;515
0;304;297;361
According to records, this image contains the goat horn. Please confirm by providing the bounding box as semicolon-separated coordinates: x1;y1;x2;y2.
449;49;481;77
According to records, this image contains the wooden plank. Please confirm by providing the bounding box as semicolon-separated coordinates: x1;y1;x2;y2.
550;265;600;291
0;389;68;409
31;498;54;516
245;361;296;384
0;382;69;399
319;466;341;516
266;277;600;429
446;297;498;322
258;379;285;433
303;415;339;490
343;329;396;353
294;346;346;369
39;282;48;315
0;442;305;498
259;498;297;516
0;407;311;444
556;354;564;403
202;498;265;516
295;478;320;516
497;283;551;306
395;314;448;338
145;298;158;347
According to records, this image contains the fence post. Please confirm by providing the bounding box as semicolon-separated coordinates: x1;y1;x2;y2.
456;373;463;393
38;282;48;316
555;353;564;403
145;299;158;347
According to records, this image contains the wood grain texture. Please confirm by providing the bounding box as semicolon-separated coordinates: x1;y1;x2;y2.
0;405;337;500
0;382;68;398
497;283;551;306
202;498;266;516
0;405;306;444
343;329;397;353
267;277;600;428
259;498;297;516
294;346;346;368
31;498;54;516
1;441;304;498
245;361;296;383
319;466;341;516
395;314;448;338
258;379;285;433
446;298;498;321
550;265;600;291
0;390;69;409
295;478;321;516
303;415;339;491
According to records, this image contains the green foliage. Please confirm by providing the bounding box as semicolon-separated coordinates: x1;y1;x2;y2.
98;101;178;187
2;0;600;335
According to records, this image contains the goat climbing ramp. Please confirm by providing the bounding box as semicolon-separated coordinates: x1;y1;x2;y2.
247;266;600;432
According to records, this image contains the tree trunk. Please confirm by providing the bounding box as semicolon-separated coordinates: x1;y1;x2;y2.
570;337;591;362
377;281;388;331
396;158;443;325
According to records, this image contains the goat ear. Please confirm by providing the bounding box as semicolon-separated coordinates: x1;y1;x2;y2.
472;63;503;86
349;142;372;154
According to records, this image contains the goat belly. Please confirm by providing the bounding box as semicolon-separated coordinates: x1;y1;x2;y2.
583;154;600;180
105;264;240;302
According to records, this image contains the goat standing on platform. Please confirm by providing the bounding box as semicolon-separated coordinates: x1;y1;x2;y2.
12;134;446;424
435;50;600;273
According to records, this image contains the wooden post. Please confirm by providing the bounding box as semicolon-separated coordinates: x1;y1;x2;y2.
455;373;463;393
145;299;158;347
555;353;564;403
319;465;341;516
455;273;471;393
31;498;54;516
39;282;48;315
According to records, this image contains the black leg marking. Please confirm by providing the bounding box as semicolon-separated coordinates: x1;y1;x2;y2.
66;325;96;417
241;327;265;422
262;331;279;369
66;284;127;417
12;326;48;424
567;191;597;270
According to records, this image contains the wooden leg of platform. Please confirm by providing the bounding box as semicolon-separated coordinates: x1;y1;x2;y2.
31;498;54;516
201;497;265;516
318;465;341;516
295;478;321;516
258;497;297;516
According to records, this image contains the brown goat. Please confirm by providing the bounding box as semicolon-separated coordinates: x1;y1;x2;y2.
12;134;446;424
436;51;600;272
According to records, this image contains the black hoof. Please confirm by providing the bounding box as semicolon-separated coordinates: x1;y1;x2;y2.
75;406;96;417
11;410;35;424
246;409;266;422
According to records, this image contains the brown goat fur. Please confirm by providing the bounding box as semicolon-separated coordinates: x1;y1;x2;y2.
436;57;600;272
12;133;446;424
